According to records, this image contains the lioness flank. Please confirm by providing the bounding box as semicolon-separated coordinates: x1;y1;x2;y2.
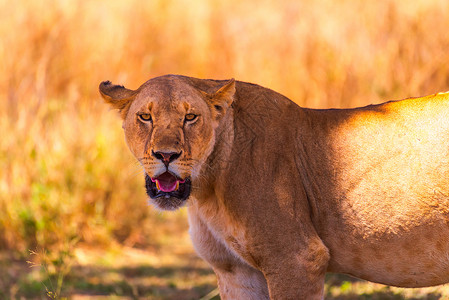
100;75;449;299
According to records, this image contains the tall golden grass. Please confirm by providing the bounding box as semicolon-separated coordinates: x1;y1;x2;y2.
1;0;449;256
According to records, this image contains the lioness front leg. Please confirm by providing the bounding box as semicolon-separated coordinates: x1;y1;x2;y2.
189;213;269;299
260;236;329;300
215;261;269;300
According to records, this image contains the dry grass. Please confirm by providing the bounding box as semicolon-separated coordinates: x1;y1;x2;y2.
2;0;449;298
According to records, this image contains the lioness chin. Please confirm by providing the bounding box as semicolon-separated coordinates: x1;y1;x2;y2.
100;74;449;299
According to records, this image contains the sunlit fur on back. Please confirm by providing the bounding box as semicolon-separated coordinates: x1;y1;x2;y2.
101;75;449;299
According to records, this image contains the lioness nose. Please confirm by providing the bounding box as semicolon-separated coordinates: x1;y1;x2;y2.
152;151;182;167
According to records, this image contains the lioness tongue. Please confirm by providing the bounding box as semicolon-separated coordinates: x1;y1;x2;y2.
152;172;183;193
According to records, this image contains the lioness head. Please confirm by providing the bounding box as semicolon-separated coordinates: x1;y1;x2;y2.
99;75;235;210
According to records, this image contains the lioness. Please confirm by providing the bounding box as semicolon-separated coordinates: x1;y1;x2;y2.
100;75;449;299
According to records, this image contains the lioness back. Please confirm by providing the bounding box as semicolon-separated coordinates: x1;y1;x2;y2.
305;92;449;287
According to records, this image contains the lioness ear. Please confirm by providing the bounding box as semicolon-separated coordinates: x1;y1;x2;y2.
99;81;137;119
206;79;235;120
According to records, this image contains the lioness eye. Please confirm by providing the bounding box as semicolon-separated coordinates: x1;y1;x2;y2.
138;113;152;122
185;114;198;122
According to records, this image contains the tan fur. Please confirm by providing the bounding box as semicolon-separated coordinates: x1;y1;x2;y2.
100;75;449;299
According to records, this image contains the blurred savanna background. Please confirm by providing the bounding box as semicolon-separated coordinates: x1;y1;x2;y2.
2;0;449;299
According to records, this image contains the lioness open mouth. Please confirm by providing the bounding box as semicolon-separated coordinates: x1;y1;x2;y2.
145;171;191;201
